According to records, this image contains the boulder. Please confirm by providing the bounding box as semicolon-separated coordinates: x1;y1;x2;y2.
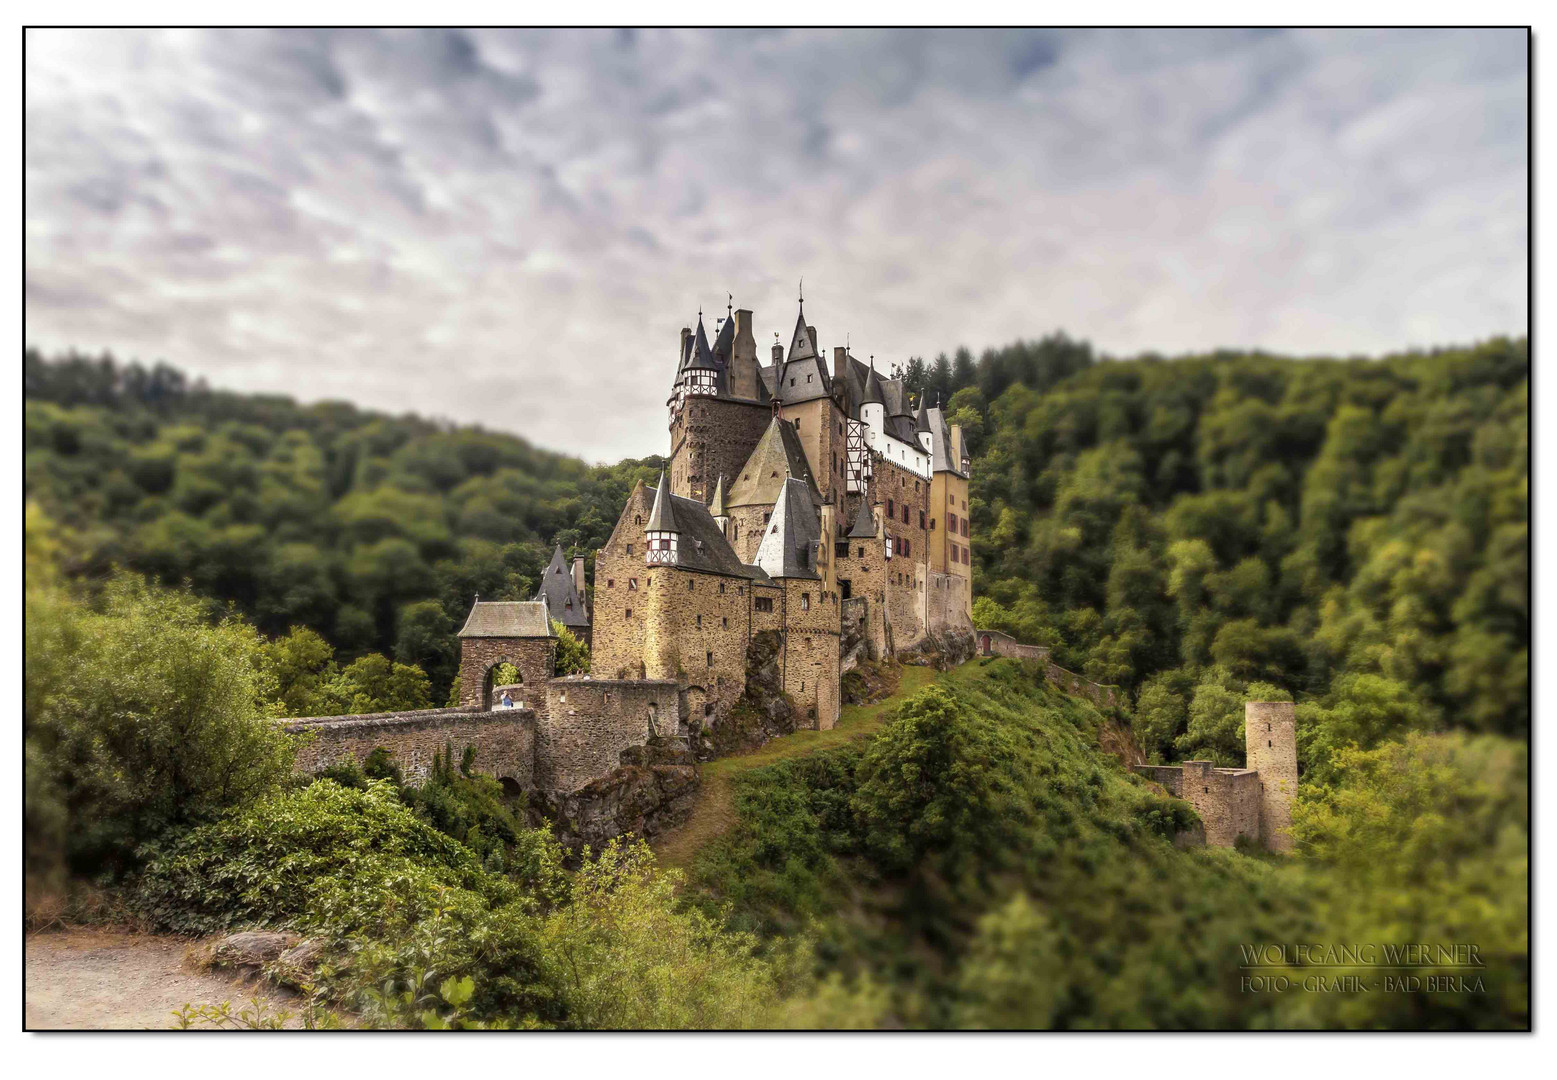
212;930;299;968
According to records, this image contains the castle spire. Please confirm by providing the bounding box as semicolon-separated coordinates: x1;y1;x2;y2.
646;470;679;533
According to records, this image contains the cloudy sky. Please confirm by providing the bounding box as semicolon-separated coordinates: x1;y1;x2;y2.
26;28;1527;462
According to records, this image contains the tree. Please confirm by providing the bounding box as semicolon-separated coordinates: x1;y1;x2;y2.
552;621;590;676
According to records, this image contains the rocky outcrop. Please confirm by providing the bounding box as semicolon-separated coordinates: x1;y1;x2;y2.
531;736;700;854
899;627;977;670
694;630;799;760
209;931;299;969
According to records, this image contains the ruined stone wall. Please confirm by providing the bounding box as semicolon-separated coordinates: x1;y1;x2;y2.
285;707;536;787
1245;701;1298;853
592;484;653;680
458;637;557;712
974;629;1050;662
668;396;771;503
642;565;752;722
1045;660;1122;710
1137;762;1260;848
778;578;841;729
537;678;678;794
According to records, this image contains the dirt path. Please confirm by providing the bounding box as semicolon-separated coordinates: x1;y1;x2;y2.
25;928;302;1030
652;664;941;871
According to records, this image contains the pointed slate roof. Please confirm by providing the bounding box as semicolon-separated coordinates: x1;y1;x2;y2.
532;544;589;630
754;477;822;580
727;415;820;508
914;393;932;433
687;316;718;371
658;491;769;579
926;406;967;477
786;305;816;362
709;475;727;518
712;312;735;358
848;499;878;538
646;471;680;532
862;363;886;407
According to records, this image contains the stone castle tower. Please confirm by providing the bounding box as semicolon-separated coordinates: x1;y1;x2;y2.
1244;701;1298;853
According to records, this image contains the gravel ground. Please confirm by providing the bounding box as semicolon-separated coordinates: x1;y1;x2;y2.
25;928;302;1030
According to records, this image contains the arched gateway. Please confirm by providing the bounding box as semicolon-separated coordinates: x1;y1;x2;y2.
456;599;558;710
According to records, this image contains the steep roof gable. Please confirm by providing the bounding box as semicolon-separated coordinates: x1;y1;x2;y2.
727;415;821;508
754;477;822;580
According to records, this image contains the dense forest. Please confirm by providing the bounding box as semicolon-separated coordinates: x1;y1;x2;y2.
23;335;1529;1029
24;349;662;701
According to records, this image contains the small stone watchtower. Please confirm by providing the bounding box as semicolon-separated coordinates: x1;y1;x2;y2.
1244;701;1298;853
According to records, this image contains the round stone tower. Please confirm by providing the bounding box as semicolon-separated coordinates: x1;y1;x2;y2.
1244;701;1298;853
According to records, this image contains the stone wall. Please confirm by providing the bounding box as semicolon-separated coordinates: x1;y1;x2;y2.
975;629;1050;662
457;637;557;711
782;397;845;502
643;564;753;722
285;706;536;787
1245;701;1298;853
537;677;679;794
873;457;930;649
725;503;770;564
592;483;653;680
928;571;972;633
779;578;842;729
836;526;888;659
1133;762;1261;849
668;395;771;503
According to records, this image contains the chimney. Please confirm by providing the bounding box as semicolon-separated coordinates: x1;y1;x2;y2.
833;346;849;382
731;309;758;399
679;326;692;363
807;325;818;356
572;556;586;598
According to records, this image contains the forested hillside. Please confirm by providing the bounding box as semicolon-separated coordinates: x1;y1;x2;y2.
24;349;661;698
952;337;1528;775
25;335;1528;762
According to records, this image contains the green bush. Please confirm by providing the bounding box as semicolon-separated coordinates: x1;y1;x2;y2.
27;573;294;876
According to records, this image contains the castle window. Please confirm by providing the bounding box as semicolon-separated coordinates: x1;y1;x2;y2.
625;609;633;618
706;651;714;667
801;593;810;611
857;546;864;558
635;515;642;525
696;615;702;628
626;543;634;555
629;578;638;590
689;579;695;591
920;510;926;529
800;681;805;691
755;596;773;613
902;505;910;524
930;518;936;530
738;586;744;595
902;539;910;557
608;579;615;588
962;518;969;538
1204;787;1209;794
887;498;895;516
722;617;728;628
1268;740;1272;748
764;512;771;524
719;582;725;594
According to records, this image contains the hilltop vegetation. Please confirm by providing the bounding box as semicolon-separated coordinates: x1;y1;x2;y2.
24;348;661;699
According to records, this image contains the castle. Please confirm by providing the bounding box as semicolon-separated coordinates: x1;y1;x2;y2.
281;292;1295;854
585;294;974;731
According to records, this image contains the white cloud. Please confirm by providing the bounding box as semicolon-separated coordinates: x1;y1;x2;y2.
25;27;1527;462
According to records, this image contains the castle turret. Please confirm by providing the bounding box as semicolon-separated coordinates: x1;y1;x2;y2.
645;471;680;565
1245;702;1298;853
915;391;933;453
709;474;729;534
861;360;886;437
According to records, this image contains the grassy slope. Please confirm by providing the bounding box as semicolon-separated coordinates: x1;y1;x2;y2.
652;665;941;871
